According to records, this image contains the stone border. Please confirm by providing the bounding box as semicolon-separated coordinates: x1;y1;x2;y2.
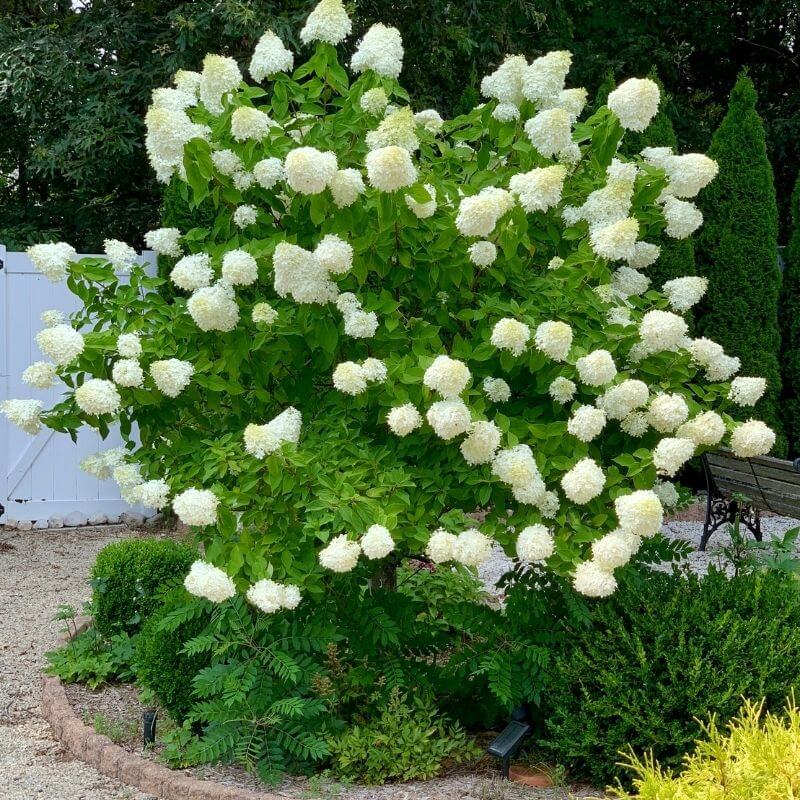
42;621;282;800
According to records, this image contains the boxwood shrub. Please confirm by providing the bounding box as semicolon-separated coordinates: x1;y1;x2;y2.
91;538;196;637
538;567;800;786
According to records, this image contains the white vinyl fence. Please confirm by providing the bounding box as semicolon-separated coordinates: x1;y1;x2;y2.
0;245;157;524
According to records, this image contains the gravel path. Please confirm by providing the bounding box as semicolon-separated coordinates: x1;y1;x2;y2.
0;525;154;800
2;509;799;800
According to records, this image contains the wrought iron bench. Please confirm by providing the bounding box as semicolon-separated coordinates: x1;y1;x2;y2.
700;449;800;550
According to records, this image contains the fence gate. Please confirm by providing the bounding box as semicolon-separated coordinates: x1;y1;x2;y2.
0;245;156;524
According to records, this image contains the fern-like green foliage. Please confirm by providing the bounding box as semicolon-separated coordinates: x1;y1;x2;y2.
538;567;800;787
45;628;135;690
326;688;479;784
779;172;800;457
696;74;784;451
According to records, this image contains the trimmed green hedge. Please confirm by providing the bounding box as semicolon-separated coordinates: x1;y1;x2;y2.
538;568;800;786
696;74;784;452
134;587;211;721
91;538;196;637
780;172;800;457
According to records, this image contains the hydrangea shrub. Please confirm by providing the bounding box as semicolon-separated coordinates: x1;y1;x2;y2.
2;0;777;609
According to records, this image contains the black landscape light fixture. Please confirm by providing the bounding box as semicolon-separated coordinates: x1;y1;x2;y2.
486;706;532;779
143;709;157;747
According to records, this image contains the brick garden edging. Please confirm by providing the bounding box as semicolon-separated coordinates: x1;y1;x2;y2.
41;622;282;800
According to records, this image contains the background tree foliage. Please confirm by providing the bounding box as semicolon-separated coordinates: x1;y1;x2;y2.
1;0;798;251
779;174;800;457
696;75;783;450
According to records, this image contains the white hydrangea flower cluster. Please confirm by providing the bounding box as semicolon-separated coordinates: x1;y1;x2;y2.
0;398;44;435
509;166;567;213
319;534;361;572
187;283;240;332
535;321;573;361
22;361;58;390
456;188;513;237
365;145;417;191
641;147;719;198
516;524;555;562
247;579;302;613
144;104;209;183
492;445;548;509
150;359;194;397
27;242;77;282
647;393;689;433
103;239;137;272
468;240;497;267
491;318;530;357
144;227;182;258
728;377;767;407
360;524;395;559
561;457;605;504
689;338;741;382
171;253;213;291
332;359;386;395
460;420;502;465
576;349;617;386
113;332;140;360
653;436;695;476
351;24;404;79
185;560;236;603
607;78;660;132
173;488;219;526
35;325;84;366
386;403;423;436
253;157;284;189
284;146;338;194
662;276;708;312
568;405;607;442
300;0;351;45
597;380;649;420
221;249;258;286
230;106;274;142
80;448;125;480
134;479;171;509
367;107;419;152
244;407;302;459
40;309;66;327
730;419;776;458
112;359;144;388
483;377;511;403
252;302;278;325
405;184;437;218
74;379;122;416
199;54;242;115
273;238;347;306
423;355;471;398
250;30;294;82
677;411;726;447
549;376;577;404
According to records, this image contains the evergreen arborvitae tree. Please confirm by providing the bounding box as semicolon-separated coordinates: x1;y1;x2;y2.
596;68;697;291
696;74;783;451
779;173;800;456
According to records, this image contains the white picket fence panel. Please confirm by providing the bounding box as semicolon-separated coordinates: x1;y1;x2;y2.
0;245;157;523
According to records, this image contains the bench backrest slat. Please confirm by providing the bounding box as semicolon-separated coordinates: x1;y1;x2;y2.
704;448;800;517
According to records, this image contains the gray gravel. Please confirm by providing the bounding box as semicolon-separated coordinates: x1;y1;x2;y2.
0;525;155;800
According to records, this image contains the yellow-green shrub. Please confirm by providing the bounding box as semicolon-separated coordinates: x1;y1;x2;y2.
610;698;800;799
